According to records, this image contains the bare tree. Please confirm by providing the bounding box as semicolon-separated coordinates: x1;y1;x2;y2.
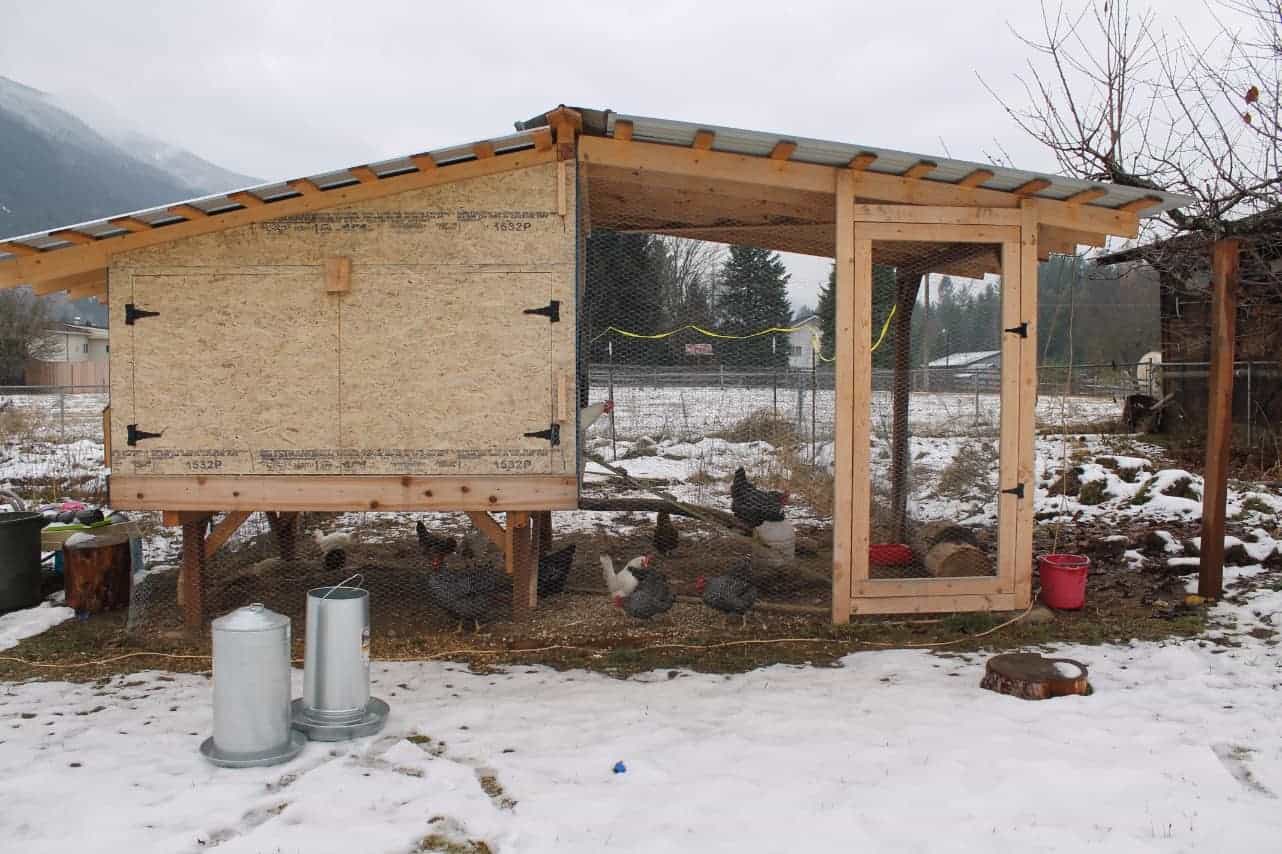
653;236;723;324
0;288;57;385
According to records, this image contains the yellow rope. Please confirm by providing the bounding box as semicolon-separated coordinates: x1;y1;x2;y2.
590;304;898;363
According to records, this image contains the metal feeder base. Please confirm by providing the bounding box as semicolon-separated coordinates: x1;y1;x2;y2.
291;697;389;742
200;729;307;768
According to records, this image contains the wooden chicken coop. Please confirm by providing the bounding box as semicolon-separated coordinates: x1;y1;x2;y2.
0;105;1185;625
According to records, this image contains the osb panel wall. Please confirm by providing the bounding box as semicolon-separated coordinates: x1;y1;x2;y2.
108;161;576;477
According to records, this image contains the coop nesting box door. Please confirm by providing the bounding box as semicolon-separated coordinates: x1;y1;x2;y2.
114;270;340;475
338;269;563;476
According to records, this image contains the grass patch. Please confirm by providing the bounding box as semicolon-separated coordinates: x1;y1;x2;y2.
1241;495;1273;515
0;405;40;438
1078;479;1111;505
711;408;799;446
1161;476;1200;500
1131;479;1156;506
1047;466;1084;498
936;441;997;499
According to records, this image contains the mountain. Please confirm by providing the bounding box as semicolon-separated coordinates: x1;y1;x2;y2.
0;76;257;238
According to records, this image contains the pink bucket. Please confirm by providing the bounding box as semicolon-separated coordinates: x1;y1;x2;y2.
1038;554;1090;610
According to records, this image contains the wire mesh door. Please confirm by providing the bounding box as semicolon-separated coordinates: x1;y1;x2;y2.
848;220;1022;614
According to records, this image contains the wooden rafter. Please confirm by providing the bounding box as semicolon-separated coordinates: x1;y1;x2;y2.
108;217;150;233
472;141;496;159
1116;195;1164;213
410;153;437;171
1;243;40;257
1062;187;1106;205
769;141;798;161
848;152;878;170
901;160;938;179
228;191;265;207
1012;178;1052;196
0;146;558;287
49;229;96;245
614;119;634;141
347;165;378;183
32;270;105;295
531;128;554;152
168;204;209;220
957;169;994;188
288;178;322;195
691;129;715;150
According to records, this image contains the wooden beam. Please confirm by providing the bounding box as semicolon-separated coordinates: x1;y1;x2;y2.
0;146;558;287
544;106;583;143
162;510;211;527
205;511;252;556
957;169;994;188
1199;238;1240;599
1012;178;1052;196
901;160;938;179
850;593;1017;615
1116;195;1164;214
613;119;634;142
769;141;798;161
66;283;106;301
410;153;437;171
167;204;209;220
108;216;151;233
472;141;496;159
110;474;579;512
832;169;856;625
49;229;96;246
506;512;536;618
324;256;351;293
691;129;715;150
347;165;378;183
1;242;40;257
1062;187;1107;205
851;205;1021;226
227;191;265;207
847;152;878;170
181;519;207;629
531;127;555;152
1015;201;1040;610
288;178;322;195
32;270;106;295
465;511;507;550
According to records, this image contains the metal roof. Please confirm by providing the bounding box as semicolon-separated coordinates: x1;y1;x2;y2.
606;112;1192;215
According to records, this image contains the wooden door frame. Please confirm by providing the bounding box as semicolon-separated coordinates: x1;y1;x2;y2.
832;202;1039;621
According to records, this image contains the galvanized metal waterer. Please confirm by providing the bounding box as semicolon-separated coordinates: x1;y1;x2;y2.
291;583;388;741
200;603;306;768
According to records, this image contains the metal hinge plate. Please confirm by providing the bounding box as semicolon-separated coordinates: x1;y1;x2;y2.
125;303;160;325
523;300;560;323
1000;482;1025;499
1003;321;1028;338
523;424;561;446
126;424;163;446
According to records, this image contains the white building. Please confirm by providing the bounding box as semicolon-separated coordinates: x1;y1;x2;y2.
39;323;109;362
787;315;821;368
926;349;1001;371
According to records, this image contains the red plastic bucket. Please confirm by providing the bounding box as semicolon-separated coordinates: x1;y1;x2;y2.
1039;554;1090;610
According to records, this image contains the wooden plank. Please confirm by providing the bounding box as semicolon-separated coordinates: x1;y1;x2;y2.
1039;225;1106;252
102;405;111;466
531;127;555;152
348;166;379;183
411;153;438;171
850;233;873;608
228;191;265;207
769;141;798;161
1;242;41;257
66;282;106;300
831;169;856;625
0;146;558;287
32;270;106;295
1014;202;1040;609
205;511;252;557
1062;187;1107;205
168;204;209;220
901;160;938;179
1199;239;1240;599
851;205;1022;226
613;119;633;142
49;229;96;246
324;256;351;293
111;475;579;512
854;222;1020;244
996;239;1022;596
852;577;1010;597
1116;195;1164;214
506;512;536;618
288;178;322;196
180;519;207;629
473;141;496;159
691;129;715;150
850;592;1017;615
1012;178;1052;196
109;216;151;233
162;510;211;527
577;138;1137;237
957;169;994;188
847;152;878;170
465;511;507;550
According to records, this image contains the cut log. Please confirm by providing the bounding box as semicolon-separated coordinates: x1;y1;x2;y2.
911;521;989;577
64;541;132;613
980;653;1091;700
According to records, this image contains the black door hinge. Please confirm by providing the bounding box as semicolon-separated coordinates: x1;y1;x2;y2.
1003;321;1028;338
126;424;163;446
1001;482;1025;499
523;300;560;323
523;424;561;446
125;303;160;325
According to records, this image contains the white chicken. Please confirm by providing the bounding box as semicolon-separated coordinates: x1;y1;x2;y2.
580;399;615;432
312;529;353;554
600;554;649;599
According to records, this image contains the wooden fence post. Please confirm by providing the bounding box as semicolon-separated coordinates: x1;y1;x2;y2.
1199;238;1240;599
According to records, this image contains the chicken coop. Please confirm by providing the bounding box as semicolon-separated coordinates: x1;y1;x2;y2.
0;106;1185;635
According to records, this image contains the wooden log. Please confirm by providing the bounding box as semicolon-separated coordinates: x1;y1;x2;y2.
911;521;989;577
1200;239;1240;600
64;541;132;613
980;653;1090;700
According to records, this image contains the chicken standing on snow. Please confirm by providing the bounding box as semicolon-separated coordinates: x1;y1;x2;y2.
426;563;511;632
697;558;758;627
537;543;577;597
616;565;676;620
600;554;649;600
654;510;679;555
416;521;458;570
731;467;787;528
580;399;615;432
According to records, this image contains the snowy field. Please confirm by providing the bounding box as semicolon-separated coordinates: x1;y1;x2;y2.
0;390;107;441
2;587;1282;852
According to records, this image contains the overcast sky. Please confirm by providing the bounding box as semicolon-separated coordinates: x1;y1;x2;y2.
2;0;1213;309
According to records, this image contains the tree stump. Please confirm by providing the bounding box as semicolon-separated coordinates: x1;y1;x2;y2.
980;653;1091;700
913;521;989;577
64;541;132;613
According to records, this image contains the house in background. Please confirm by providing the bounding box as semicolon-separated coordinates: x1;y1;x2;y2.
26;321;109;386
787;315;821;368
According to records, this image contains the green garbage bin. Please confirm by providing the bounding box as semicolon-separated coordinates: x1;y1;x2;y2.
0;512;45;612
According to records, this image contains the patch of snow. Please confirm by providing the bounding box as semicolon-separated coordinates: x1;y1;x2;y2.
0;602;75;651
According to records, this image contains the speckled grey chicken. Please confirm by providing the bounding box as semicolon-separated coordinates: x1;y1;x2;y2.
696;558;758;627
615;564;675;620
426;563;511;632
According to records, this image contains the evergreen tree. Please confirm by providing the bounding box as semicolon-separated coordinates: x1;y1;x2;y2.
716;246;793;366
816;266;836;361
582;230;666;364
816;262;898;367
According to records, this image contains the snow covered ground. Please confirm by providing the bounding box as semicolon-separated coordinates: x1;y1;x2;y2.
2;587;1281;852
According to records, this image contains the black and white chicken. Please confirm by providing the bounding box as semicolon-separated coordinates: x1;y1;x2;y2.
731;467;788;528
696;558;758;627
600;554;649;599
615;563;676;620
312;529;352;574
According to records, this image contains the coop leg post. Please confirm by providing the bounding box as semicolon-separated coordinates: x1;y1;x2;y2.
889;269;923;543
533;510;552;557
181;519;208;631
506;512;536;619
1199;239;1240;600
266;512;300;562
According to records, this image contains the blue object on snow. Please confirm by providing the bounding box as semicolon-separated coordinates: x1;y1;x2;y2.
613;761;626;774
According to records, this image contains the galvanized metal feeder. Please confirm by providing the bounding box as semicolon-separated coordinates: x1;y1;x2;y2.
292;583;388;741
200;603;306;768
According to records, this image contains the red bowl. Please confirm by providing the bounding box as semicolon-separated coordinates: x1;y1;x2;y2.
869;543;914;566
